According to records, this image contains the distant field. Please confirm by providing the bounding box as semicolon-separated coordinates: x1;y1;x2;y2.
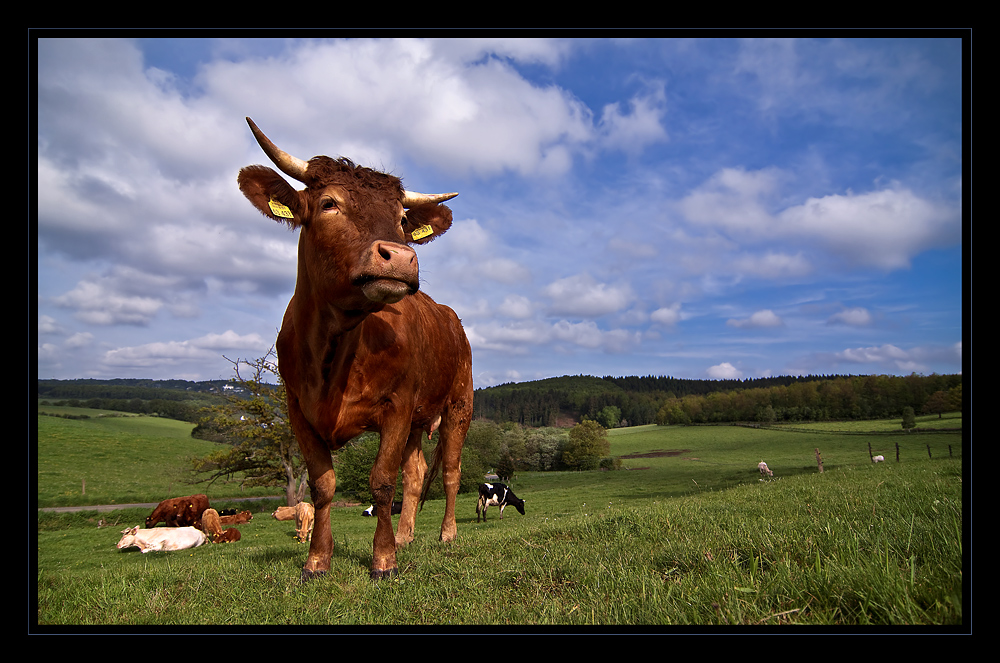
36;411;277;507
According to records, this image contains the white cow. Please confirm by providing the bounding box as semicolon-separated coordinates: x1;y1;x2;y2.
116;526;207;553
872;455;885;463
758;461;773;477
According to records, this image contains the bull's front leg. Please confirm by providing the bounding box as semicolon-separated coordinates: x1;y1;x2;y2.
369;421;408;579
291;406;337;582
301;464;336;582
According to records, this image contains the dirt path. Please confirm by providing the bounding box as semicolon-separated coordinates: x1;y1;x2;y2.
37;495;282;514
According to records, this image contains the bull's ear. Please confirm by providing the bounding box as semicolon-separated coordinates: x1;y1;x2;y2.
238;165;304;227
403;202;453;245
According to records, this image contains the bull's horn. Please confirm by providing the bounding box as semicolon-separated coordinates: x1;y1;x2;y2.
246;117;310;183
402;190;459;207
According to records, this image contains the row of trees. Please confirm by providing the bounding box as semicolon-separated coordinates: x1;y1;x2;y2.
473;372;963;428
655;374;962;425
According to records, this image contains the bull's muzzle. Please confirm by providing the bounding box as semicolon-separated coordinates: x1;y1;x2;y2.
356;241;419;304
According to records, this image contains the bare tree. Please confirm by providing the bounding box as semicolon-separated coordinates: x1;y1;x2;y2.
189;348;308;506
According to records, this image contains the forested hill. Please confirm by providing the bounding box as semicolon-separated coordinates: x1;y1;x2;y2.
38;373;963;429
472;373;963;428
37;378;231;422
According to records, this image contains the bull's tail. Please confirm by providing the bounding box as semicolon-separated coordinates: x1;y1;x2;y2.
418;440;444;511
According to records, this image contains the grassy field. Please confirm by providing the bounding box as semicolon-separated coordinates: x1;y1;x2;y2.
36;412;278;507
35;410;965;628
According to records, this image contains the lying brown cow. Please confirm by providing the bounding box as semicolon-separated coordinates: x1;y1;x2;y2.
294;501;315;543
272;505;296;521
146;494;210;528
219;510;253;525
200;508;242;544
214;528;242;543
239;118;473;580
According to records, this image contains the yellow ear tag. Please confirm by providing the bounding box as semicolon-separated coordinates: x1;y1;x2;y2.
268;199;294;219
411;224;434;241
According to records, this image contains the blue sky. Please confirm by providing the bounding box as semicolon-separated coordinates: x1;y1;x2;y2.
36;36;965;388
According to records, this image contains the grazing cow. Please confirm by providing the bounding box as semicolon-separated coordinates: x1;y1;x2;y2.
238;118;473;580
116;526;207;553
220;510;253;525
872;455;885;463
295;501;315;543
361;501;403;517
201;508;242;544
758;461;773;477
145;494;210;528
476;483;525;522
272;505;297;521
201;507;223;535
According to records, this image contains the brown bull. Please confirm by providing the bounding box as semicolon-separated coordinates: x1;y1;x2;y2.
238;118;473;580
145;494;210;528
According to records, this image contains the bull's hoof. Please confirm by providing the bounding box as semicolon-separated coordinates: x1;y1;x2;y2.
370;567;398;580
300;568;327;583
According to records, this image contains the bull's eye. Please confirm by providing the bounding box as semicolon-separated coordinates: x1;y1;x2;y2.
400;214;409;228
320;198;338;212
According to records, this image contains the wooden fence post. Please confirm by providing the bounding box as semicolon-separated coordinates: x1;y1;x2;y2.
895;441;900;462
815;448;824;473
926;444;932;459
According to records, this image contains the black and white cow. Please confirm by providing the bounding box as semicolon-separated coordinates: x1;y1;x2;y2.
476;482;525;522
361;501;403;517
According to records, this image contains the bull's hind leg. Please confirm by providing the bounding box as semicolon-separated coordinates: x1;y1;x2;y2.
395;429;427;547
437;404;471;543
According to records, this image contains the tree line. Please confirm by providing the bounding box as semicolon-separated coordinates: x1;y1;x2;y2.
473;373;963;427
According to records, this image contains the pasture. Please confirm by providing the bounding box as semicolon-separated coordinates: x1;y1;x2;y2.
36;412;964;628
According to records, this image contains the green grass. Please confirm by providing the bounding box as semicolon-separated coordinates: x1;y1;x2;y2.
36;415;964;627
37;413;277;507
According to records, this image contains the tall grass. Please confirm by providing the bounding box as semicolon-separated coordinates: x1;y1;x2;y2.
36;417;963;628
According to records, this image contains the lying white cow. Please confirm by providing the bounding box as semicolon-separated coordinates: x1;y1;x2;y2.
116;526;207;553
758;461;773;477
872;455;885;463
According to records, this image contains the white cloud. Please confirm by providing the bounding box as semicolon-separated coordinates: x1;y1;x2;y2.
707;362;743;379
680;167;960;271
544;273;633;317
777;186;959;269
650;304;683;326
833;342;962;373
53;279;164;326
498;294;535;319
828;307;872;326
727;309;784;329
103;330;271;368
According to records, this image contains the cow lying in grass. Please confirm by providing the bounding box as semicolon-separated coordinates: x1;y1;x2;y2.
200;508;242;544
116;526;207;553
272;505;296;521
361;502;402;517
220;510;253;525
872;455;885;463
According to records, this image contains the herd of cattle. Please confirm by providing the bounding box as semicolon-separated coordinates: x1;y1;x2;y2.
116;483;528;556
116;494;254;553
